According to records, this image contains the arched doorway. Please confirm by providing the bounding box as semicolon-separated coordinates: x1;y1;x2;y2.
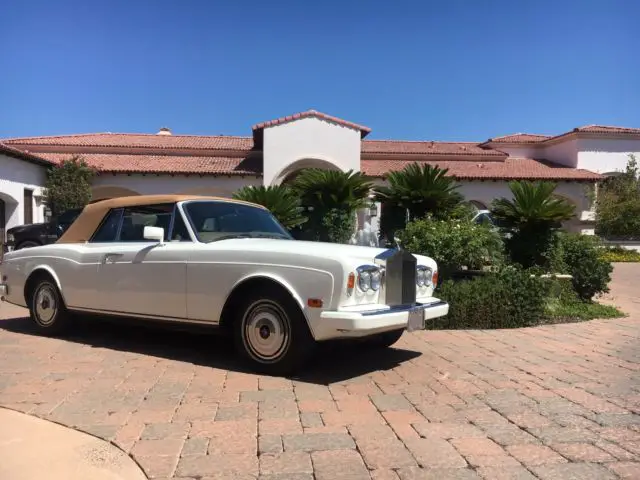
0;198;5;243
0;193;19;243
271;158;344;186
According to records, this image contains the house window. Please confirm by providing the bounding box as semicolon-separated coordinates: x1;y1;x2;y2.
23;189;34;224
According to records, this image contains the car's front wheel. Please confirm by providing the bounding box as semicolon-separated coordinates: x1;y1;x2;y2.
234;286;314;376
27;275;72;336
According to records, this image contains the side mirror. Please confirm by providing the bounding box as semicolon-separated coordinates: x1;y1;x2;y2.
143;226;165;244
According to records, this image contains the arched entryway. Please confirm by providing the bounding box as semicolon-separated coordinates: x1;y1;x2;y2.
0;198;5;243
0;193;19;243
271;158;344;186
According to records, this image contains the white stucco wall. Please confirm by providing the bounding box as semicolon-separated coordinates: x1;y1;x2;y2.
576;138;640;174
0;154;47;235
91;174;262;200
495;146;543;159
541;139;579;168
262;117;363;186
457;181;592;213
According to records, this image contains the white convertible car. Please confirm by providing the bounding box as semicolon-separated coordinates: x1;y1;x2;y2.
0;195;448;374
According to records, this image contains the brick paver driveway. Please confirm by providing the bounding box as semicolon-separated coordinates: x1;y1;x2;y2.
1;264;640;480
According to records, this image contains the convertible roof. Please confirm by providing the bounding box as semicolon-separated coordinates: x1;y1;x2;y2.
57;194;265;244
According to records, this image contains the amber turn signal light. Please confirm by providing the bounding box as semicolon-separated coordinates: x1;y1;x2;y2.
307;298;323;308
432;270;438;286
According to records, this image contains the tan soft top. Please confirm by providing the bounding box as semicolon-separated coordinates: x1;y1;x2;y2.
57;194;265;244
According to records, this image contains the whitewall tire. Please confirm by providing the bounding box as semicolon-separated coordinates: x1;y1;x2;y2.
234;285;314;375
28;276;72;336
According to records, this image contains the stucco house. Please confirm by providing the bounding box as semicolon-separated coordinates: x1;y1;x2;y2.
2;110;640;242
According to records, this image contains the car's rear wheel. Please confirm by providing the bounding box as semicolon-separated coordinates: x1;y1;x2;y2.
27;275;72;336
362;328;405;349
234;286;314;376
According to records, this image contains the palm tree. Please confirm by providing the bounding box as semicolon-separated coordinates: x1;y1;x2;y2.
291;168;373;211
232;185;307;230
290;169;373;243
491;181;576;268
374;163;464;221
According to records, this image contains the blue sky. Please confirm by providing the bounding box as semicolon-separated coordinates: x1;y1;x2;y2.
1;0;638;141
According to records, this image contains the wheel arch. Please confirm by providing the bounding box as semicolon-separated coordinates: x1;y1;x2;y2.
23;266;66;306
219;273;308;332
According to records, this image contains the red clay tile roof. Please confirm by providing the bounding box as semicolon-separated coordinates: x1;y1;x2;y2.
35;152;261;176
0;142;54;167
361;157;602;181
362;140;504;157
3;133;253;151
482;133;550;144
252;110;371;137
4;125;616;181
574;125;640;134
483;124;640;146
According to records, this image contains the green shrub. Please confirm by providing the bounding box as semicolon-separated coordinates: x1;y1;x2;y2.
557;233;613;301
600;246;640;262
434;266;549;329
321;208;356;244
400;217;505;279
43;156;95;217
544;278;624;322
491;181;575;269
595;154;640;239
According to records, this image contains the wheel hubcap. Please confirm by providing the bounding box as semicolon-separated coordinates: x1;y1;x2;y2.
243;301;290;362
35;285;57;325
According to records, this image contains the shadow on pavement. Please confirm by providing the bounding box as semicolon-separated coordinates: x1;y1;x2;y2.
0;313;421;385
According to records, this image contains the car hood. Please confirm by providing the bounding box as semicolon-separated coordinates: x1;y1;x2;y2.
203;238;436;269
7;223;48;234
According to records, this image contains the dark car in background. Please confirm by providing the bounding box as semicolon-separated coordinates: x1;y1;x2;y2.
4;207;82;252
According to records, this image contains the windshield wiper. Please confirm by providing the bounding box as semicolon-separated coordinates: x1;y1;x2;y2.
207;232;290;242
250;233;291;239
207;233;254;242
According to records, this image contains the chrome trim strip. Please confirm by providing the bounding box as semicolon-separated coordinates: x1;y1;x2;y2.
69;306;217;325
359;300;448;317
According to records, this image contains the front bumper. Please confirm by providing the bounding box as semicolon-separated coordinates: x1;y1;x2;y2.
318;298;449;339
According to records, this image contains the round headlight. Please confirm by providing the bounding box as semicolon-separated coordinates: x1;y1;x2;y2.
358;270;371;291
424;267;433;286
416;268;426;287
370;270;381;291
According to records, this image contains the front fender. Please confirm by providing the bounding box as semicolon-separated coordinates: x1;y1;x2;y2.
231;271;308;311
229;269;336;340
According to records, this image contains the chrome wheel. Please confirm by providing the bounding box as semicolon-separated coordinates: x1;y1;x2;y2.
242;300;291;363
34;283;57;326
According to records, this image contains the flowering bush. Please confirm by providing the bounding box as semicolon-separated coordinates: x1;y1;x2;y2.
399;217;505;280
600;246;640;263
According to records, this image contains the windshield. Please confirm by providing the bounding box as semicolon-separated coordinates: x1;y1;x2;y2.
182;200;293;243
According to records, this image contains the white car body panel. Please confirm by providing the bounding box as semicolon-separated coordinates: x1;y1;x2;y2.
0;199;448;342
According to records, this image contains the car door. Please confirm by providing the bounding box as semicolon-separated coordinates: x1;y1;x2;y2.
94;203;190;320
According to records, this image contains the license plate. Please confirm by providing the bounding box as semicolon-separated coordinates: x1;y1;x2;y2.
407;307;425;332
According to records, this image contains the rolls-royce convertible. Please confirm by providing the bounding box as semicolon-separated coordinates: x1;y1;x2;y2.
0;195;449;374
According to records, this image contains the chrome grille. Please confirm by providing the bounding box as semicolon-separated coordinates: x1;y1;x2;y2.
374;248;417;306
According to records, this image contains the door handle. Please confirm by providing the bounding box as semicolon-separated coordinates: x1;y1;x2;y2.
102;253;123;264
